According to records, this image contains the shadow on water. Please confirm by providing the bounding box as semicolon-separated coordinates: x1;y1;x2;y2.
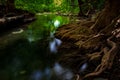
0;14;74;80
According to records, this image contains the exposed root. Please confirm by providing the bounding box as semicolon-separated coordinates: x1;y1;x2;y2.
79;33;104;47
61;28;77;39
55;14;120;80
83;35;119;79
86;49;103;61
75;74;82;80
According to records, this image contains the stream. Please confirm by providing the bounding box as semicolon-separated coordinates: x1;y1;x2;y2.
0;14;74;80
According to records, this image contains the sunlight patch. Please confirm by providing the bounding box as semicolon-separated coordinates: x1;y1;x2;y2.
54;20;60;28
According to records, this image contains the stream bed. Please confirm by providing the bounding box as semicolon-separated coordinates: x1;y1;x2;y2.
0;14;74;80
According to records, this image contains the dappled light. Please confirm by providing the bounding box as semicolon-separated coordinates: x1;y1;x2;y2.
0;0;120;80
12;28;24;34
79;63;88;72
53;63;74;80
30;63;74;80
54;20;60;28
49;38;62;53
54;0;62;7
0;14;70;80
28;36;35;42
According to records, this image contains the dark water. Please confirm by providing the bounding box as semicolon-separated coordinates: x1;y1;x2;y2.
0;14;74;80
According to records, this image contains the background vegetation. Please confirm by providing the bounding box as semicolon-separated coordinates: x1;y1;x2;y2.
15;0;105;13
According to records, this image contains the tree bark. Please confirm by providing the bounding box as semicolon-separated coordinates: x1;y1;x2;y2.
90;0;120;32
78;0;84;16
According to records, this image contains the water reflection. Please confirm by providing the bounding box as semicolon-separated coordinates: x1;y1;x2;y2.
31;70;43;80
44;67;51;80
53;63;64;75
79;63;88;72
49;38;62;53
30;63;74;80
12;29;24;34
0;14;71;80
53;63;74;80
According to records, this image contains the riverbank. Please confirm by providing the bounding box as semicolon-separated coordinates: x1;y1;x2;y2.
55;17;120;80
0;7;36;35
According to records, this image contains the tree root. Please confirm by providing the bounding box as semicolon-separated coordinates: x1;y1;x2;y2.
75;74;82;80
76;33;104;48
83;35;119;79
86;49;103;61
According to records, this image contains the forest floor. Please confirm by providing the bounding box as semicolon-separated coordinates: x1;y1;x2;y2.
55;16;120;80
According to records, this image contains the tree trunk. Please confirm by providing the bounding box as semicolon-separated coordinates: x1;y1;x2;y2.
6;0;15;12
90;0;120;32
78;0;84;16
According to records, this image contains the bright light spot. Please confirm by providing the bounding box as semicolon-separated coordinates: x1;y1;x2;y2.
53;63;74;80
53;63;64;75
117;19;120;23
54;20;60;28
49;38;62;53
28;36;35;42
55;38;62;46
50;40;57;53
12;29;24;34
63;70;73;80
79;63;88;72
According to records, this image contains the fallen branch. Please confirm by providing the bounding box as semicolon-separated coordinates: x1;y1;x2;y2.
0;15;24;24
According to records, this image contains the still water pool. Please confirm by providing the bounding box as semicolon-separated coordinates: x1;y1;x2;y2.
0;14;74;80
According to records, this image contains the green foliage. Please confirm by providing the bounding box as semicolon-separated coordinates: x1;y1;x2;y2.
15;0;105;13
15;0;53;13
25;14;69;41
